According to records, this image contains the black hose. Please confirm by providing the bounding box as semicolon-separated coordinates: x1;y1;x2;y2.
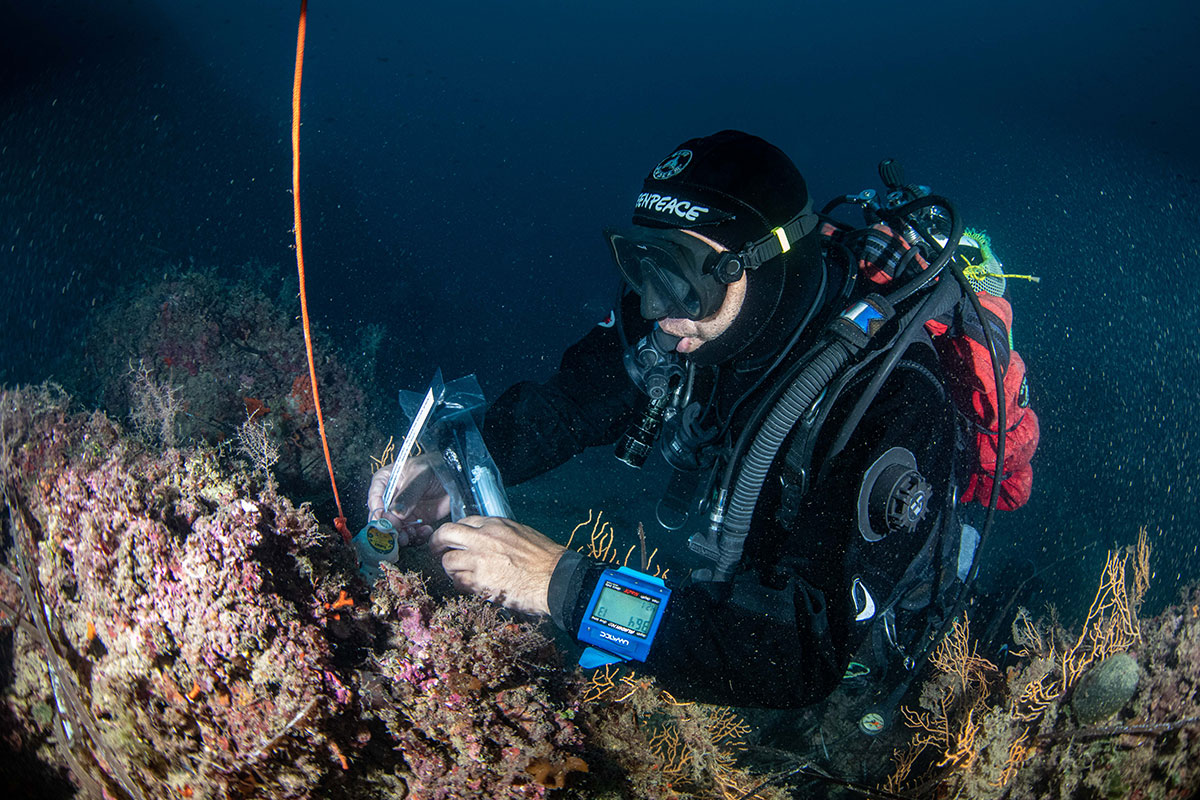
713;237;857;486
879;194;964;303
714;338;855;577
884;256;1009;707
819;196;864;217
713;250;831;438
823;275;963;466
872;193;1006;585
946;257;1007;583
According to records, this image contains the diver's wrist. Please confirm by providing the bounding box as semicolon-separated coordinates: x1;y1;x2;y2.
547;549;587;631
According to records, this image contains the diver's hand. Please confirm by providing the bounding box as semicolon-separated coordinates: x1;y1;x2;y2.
429;516;565;617
366;454;450;546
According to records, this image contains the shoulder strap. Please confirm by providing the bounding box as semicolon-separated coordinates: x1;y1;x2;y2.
931;293;1013;369
779;349;884;503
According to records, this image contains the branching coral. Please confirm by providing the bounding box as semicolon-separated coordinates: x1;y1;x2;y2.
885;527;1200;800
237;410;281;481
893;614;997;782
931;615;997;696
126;358;184;448
578;666;782;800
566;509;668;579
1013;530;1149;723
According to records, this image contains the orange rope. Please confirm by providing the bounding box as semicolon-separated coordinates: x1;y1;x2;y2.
292;0;351;543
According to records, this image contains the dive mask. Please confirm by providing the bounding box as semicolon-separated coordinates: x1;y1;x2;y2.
604;227;745;321
605;211;820;322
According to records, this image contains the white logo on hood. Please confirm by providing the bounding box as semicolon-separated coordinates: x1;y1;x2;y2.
652;149;692;180
635;192;711;222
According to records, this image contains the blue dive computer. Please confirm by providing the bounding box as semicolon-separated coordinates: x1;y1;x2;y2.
577;567;670;669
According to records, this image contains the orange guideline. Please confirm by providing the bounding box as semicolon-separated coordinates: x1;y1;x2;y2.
292;0;351;543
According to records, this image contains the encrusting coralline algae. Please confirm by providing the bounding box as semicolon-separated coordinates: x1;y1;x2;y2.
14;371;1195;799
0;385;589;799
0;385;786;800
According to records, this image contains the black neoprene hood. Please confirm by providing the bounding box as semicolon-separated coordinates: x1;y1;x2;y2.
630;130;826;366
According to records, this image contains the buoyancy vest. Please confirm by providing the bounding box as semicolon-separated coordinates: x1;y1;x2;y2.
926;294;1039;510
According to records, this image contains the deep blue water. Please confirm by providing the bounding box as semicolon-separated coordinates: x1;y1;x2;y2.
2;0;1198;627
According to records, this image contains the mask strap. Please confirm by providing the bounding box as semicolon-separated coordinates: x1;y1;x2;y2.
738;205;819;271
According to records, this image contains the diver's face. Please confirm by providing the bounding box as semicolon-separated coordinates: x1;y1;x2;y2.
656;230;746;354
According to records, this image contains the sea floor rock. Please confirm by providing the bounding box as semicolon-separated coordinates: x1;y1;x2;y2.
1071;652;1140;725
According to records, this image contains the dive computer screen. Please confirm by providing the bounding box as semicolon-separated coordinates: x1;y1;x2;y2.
577;567;670;666
589;580;660;638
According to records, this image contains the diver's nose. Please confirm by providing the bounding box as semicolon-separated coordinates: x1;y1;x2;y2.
638;281;672;320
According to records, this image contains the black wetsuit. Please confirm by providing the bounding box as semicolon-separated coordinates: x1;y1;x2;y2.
483;286;957;709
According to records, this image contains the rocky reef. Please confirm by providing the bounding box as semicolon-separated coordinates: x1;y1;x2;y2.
9;378;1194;799
75;266;383;502
0;385;789;799
874;530;1200;799
0;385;588;798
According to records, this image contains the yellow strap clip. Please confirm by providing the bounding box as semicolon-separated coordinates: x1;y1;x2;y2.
772;226;791;254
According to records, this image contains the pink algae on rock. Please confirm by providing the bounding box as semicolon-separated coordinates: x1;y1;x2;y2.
1;385;351;799
0;385;592;799
363;567;585;800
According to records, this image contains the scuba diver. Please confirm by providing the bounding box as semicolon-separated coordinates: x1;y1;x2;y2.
367;130;1039;716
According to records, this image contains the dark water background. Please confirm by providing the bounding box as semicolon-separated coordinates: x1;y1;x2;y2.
2;0;1198;627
